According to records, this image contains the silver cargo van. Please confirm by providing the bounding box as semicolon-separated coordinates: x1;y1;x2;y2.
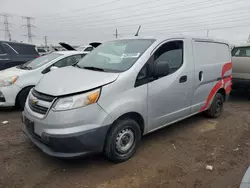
22;36;232;162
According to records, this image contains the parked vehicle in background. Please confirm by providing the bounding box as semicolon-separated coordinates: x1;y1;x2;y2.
232;45;250;88
0;51;87;109
0;41;39;71
37;48;48;56
23;36;232;163
59;42;101;53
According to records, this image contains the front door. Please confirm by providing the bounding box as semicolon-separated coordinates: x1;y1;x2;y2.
147;39;194;131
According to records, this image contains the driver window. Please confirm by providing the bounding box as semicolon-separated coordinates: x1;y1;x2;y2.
154;41;183;74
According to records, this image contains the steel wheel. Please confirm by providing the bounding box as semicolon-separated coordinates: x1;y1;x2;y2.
115;128;135;154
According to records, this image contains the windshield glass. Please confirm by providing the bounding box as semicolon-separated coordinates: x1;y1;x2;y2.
19;53;62;70
77;39;155;72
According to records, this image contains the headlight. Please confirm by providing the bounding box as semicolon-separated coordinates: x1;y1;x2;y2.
0;76;19;87
52;88;100;111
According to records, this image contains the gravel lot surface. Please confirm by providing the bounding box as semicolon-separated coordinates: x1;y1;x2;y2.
0;91;250;188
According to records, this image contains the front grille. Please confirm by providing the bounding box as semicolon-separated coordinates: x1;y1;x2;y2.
32;89;55;102
29;99;48;114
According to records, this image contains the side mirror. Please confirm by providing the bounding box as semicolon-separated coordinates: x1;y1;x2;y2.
153;60;169;78
50;66;58;71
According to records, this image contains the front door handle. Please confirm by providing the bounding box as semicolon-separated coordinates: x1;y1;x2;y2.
179;75;187;83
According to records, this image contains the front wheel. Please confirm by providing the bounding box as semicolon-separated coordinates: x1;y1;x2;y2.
206;93;224;118
104;119;141;163
16;87;33;110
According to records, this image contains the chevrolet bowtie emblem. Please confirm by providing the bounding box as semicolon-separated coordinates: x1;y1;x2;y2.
31;99;38;105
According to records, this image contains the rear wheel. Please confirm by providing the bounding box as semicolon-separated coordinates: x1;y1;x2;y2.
16;87;33;110
206;93;224;118
104;119;141;163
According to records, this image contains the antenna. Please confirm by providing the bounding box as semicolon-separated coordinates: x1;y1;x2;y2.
135;25;141;36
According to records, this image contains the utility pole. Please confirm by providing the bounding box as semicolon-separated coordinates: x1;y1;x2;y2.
0;13;12;41
22;16;35;44
114;28;118;38
247;34;250;44
206;29;209;37
44;36;48;50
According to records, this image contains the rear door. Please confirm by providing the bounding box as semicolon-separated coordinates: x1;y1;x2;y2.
191;40;231;113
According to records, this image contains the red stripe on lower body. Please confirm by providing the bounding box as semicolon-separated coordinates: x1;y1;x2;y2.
200;81;223;112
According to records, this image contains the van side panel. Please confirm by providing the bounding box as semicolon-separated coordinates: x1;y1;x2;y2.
191;41;231;113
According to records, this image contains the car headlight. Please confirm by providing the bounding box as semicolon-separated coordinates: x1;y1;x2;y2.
52;88;100;111
0;76;19;87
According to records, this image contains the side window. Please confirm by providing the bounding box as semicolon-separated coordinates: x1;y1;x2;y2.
0;45;6;54
154;41;183;74
9;43;38;55
232;47;250;57
134;40;183;87
53;55;82;68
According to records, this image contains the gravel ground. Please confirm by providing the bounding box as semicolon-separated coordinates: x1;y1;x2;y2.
0;91;250;188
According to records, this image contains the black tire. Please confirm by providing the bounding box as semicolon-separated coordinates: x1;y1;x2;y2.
16;87;33;110
104;119;141;163
206;93;224;118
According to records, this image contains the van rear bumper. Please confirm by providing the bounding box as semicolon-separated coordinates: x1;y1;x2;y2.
23;123;110;158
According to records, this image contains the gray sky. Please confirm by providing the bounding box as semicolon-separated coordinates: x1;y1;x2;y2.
1;0;250;46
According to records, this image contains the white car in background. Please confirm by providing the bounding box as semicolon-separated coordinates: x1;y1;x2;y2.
0;51;87;109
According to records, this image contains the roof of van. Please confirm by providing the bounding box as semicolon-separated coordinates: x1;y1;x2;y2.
0;40;36;46
110;35;229;45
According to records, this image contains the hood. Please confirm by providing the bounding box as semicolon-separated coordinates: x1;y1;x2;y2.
0;66;28;79
59;42;76;51
35;66;119;96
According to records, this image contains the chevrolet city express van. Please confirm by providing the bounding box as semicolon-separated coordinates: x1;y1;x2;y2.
23;36;232;162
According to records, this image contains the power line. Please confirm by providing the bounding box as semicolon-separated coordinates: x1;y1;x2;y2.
37;0;243;30
0;13;12;41
40;0;124;18
38;0;214;23
22;16;35;44
37;6;250;33
38;0;243;25
39;0;164;21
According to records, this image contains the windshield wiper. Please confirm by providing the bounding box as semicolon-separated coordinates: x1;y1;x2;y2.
83;66;105;72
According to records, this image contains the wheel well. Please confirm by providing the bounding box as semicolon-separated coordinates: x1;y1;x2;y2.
217;88;226;101
111;112;145;135
15;85;34;106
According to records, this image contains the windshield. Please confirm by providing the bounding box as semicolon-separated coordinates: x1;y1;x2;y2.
77;39;155;72
18;53;62;70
